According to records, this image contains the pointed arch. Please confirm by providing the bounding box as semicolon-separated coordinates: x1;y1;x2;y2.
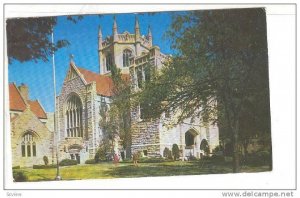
123;49;133;67
65;93;83;138
20;130;38;158
185;128;199;148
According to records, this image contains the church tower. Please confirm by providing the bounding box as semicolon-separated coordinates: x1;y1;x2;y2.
98;16;153;75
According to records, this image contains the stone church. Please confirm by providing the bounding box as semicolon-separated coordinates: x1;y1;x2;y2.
55;16;219;164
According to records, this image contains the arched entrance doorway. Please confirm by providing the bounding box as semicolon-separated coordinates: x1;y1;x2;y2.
68;144;82;164
185;129;198;158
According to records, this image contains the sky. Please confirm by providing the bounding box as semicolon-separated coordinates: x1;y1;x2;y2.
8;11;178;112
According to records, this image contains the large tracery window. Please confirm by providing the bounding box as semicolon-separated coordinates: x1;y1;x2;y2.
123;49;132;67
21;132;36;157
66;95;83;138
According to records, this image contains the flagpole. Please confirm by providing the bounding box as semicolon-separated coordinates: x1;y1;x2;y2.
52;27;61;180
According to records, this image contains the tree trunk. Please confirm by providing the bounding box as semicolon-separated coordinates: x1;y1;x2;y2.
242;140;249;164
232;121;240;173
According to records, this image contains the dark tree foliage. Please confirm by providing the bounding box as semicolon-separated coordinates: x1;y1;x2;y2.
6;15;83;64
137;8;271;172
111;64;132;156
172;144;180;160
99;64;132;158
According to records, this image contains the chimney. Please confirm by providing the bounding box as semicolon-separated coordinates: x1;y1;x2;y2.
18;83;29;101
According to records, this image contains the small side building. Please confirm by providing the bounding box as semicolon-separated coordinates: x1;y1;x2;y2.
9;83;53;167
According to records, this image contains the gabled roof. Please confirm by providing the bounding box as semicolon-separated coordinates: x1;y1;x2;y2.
9;83;47;119
77;67;114;97
9;83;26;111
27;100;47;119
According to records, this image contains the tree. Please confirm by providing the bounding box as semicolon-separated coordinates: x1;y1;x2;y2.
6;16;83;64
172;144;180;160
99;64;132;158
43;156;49;165
137;8;271;172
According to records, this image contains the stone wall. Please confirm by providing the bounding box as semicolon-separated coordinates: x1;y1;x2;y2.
57;75;87;141
10;108;53;167
131;119;161;157
56;68;99;162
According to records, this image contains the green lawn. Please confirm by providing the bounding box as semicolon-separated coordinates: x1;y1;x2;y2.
15;160;271;182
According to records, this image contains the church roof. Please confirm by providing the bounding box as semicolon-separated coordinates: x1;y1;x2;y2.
27;100;47;119
77;67;114;97
9;83;47;119
9;83;26;112
76;67;130;97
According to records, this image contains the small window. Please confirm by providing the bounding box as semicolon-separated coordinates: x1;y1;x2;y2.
123;49;132;67
27;145;31;157
143;150;148;156
21;142;25;157
32;142;36;157
106;53;113;71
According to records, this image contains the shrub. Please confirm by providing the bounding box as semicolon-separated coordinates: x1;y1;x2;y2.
43;156;49;165
94;151;100;163
210;154;225;163
33;164;57;169
95;143;111;162
202;155;211;160
59;159;77;166
85;159;96;164
163;147;170;158
13;170;28;182
139;157;172;163
188;156;197;161
12;166;20;169
163;147;173;159
212;145;224;153
172;144;180;160
244;150;271;166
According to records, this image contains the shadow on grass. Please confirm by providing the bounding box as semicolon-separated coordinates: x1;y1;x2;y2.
16;160;271;182
105;160;235;178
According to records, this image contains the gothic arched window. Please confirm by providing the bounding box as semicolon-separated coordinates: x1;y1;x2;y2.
21;132;36;157
65;95;83;137
106;53;113;71
123;49;132;67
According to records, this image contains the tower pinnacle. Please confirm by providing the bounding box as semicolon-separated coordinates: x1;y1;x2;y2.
98;25;102;50
113;15;118;42
148;25;152;46
135;15;140;41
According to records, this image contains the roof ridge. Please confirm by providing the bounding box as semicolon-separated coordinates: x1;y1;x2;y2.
11;82;28;106
77;66;106;77
27;100;47;119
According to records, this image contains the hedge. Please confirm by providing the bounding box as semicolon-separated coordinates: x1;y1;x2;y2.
33;164;57;169
13;170;28;182
85;159;96;164
59;159;78;166
12;166;20;169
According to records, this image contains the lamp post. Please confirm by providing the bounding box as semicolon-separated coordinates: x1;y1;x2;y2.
51;28;61;180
